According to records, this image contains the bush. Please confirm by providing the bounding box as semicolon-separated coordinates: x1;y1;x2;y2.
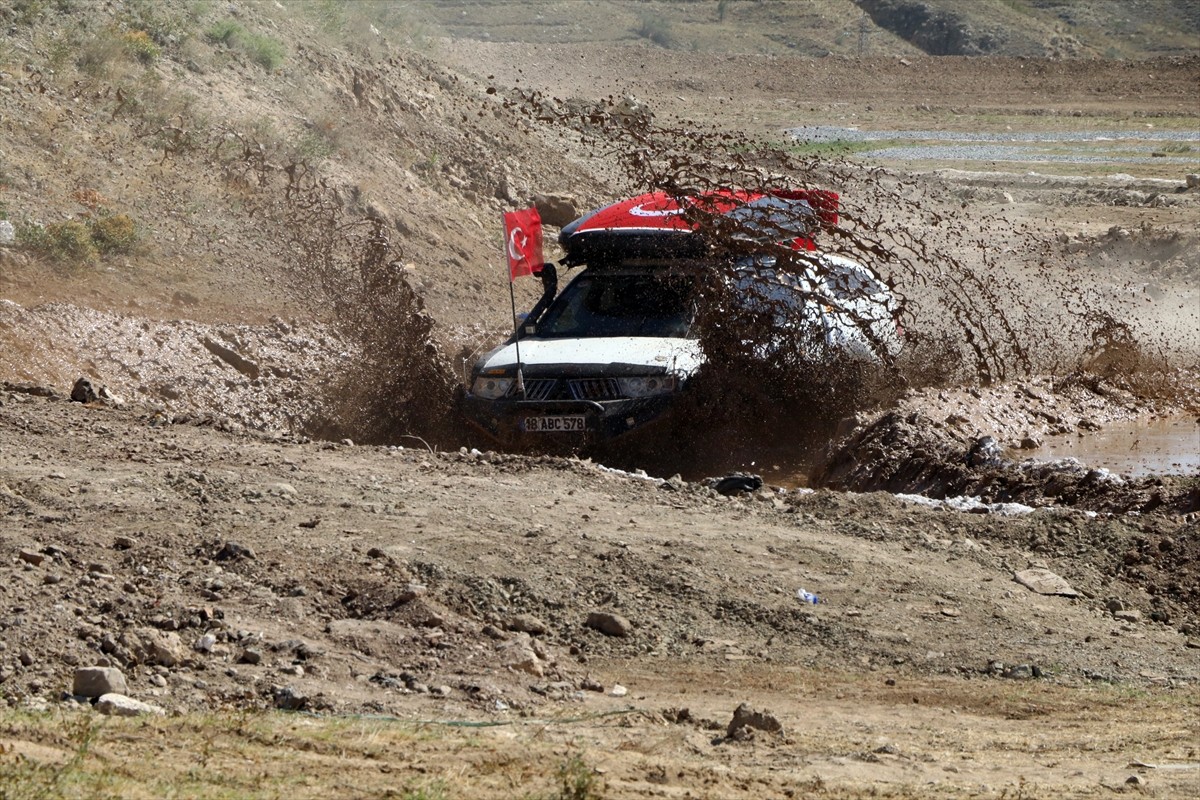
242;33;285;70
122;30;161;64
205;20;285;70
89;212;137;253
205;19;242;46
18;220;99;266
16;210;138;266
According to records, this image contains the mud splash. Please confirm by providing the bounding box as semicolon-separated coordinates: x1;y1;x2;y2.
495;86;1199;478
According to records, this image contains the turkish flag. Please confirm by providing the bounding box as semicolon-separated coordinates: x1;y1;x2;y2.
503;207;543;281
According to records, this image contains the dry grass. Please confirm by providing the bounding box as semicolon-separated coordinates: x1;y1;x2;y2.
1;675;1196;799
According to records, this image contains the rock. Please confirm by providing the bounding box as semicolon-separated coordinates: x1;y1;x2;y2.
1106;598;1125;613
272;685;307;711
1186;173;1200;189
239;647;264;665
580;677;604;692
0;220;14;244
96;693;165;717
966;436;1003;467
585;611;633;638
73;666;127;698
194;633;217;653
726;703;783;738
1003;664;1035;680
70;377;97;403
1114;610;1142;623
711;474;763;496
609;684;628;697
113;536;135;550
532;193;578;228
18;549;44;566
1125;774;1147;787
214;541;255;561
395;583;428;604
201;336;260;380
506;613;548;636
1013;568;1078;597
122;628;187;667
497;634;543;677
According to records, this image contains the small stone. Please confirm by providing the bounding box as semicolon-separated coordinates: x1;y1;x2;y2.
497;635;543;677
73;666;127;699
506;613;548;636
726;703;783;738
580;677;604;692
70;377;98;403
273;685;307;711
585;611;633;638
149;674;167;688
1106;598;1125;614
18;550;45;566
1125;774;1147;787
1004;664;1035;680
96;693;165;717
609;684;628;697
1186;639;1200;650
1013;568;1078;597
194;633;217;653
18;652;34;667
434;685;452;697
214;541;255;561
1114;610;1142;623
239;647;264;665
396;583;427;604
113;536;135;550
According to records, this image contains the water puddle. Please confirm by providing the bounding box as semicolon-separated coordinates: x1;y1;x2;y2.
1019;414;1200;478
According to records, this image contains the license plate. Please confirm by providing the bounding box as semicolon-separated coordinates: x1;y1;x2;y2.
524;415;586;433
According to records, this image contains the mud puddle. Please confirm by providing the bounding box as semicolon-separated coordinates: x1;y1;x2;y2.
1013;413;1200;478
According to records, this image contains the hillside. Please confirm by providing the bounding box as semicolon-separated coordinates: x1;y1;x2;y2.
416;0;1200;58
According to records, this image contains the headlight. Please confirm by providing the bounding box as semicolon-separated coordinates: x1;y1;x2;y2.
471;376;512;399
617;375;677;398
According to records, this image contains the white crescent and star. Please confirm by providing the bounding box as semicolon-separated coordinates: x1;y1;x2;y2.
508;226;528;262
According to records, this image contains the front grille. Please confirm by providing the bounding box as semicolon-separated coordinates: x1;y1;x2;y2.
568;378;622;401
508;378;558;400
506;376;626;401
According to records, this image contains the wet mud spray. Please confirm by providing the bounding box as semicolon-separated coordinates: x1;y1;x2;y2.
203;82;1196;503
497;89;1199;488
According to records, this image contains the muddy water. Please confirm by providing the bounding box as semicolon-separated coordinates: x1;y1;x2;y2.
1019;414;1200;478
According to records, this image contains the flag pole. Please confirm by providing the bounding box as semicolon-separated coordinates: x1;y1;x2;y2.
508;278;526;397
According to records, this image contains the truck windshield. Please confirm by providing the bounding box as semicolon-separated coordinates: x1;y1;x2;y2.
535;272;695;338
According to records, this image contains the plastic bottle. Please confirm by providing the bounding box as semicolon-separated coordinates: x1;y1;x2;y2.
796;588;820;604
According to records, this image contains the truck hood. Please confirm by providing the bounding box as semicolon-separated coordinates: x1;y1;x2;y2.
480;336;704;376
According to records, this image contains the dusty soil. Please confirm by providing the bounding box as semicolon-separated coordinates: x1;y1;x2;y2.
1;2;1200;797
2;393;1200;798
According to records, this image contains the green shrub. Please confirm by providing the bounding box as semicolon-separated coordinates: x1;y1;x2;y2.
122;30;161;64
90;211;138;253
242;32;285;70
18;220;99;266
16;211;138;266
205;20;285;70
205;19;242;46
